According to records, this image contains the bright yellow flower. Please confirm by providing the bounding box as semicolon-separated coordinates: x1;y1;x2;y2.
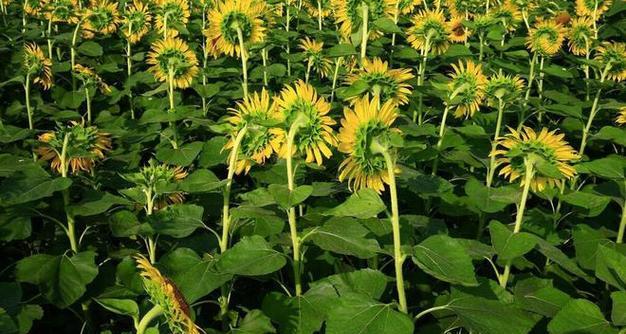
567;17;595;56
275;81;337;166
81;0;121;39
338;95;400;193
24;0;48;17
299;37;333;78
576;0;613;17
35;121;111;175
44;0;80;23
448;59;487;118
224;89;284;174
616;107;626;125
147;37;199;88
595;41;626;82
154;0;190;38
135;255;200;334
492;1;523;32
407;9;451;55
492;126;578;192
121;0;152;44
205;0;267;58
345;57;414;106
303;0;332;18
73;64;111;94
332;0;394;40
23;43;53;90
525;19;566;56
395;0;421;14
448;16;470;43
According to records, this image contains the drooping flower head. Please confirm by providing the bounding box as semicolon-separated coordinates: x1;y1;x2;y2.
299;37;333;78
595;42;626;82
44;0;80;23
332;0;394;40
154;0;190;38
134;255;200;334
73;64;111;93
445;0;488;17
147;37;199;88
616;107;626;126
492;1;523;32
81;0;121;39
224;89;284;174
448;16;470;43
396;0;421;14
303;0;332;19
338;95;400;193
121;0;152;44
525;19;566;56
126;160;188;210
576;0;613;17
484;73;524;106
345;57;414;106
35;121;111;175
567;17;595;56
24;0;49;17
275;81;337;166
447;59;487;118
205;0;267;58
471;13;497;36
492;127;578;192
23;43;53;90
407;9;451;55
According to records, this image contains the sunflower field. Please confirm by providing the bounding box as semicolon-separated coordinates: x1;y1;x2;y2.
1;0;626;333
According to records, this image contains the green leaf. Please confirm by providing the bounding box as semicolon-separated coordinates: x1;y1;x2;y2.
572;224;611;271
559;191;611;217
324;189;386;219
310;269;388;300
413;235;478;286
155;141;204;166
67;191;131;217
0;174;72;207
217;236;286;276
593;126;626;146
94;298;139;321
77;41;103;56
336;80;369;100
514;278;572;317
576;156;626;179
268;184;313;209
465;179;512;213
231;309;276;334
310;217;381;259
0;213;31;241
149;204;204;238
179;169;226;193
372;18;402;34
535;238;593;283
198;136;229;167
542;65;574;78
595;244;626;290
15;304;43;334
548;299;617;334
326;293;414;334
611;291;626;326
326;44;357;57
489;221;537;261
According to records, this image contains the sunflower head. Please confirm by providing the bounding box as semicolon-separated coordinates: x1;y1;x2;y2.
492;126;578;192
303;0;332;18
492;1;522;32
595;42;626;82
525;19;566;56
448;16;470;43
146;37;199;88
345;57;414;106
407;9;451;55
81;0;121;39
484;73;524;106
35;121;111;175
44;0;80;23
616;107;626;126
154;0;190;38
73;64;111;94
472;13;497;35
25;0;48;17
576;0;613;17
134;255;200;334
332;0;394;40
299;37;333;78
23;43;53;90
275;81;337;166
567;17;595;56
126;160;188;210
338;95;400;193
447;59;487;118
205;0;267;58
122;0;152;44
224;89;284;174
446;0;488;17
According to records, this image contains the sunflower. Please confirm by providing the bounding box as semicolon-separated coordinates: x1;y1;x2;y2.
616;107;626;125
576;0;613;17
492;126;578;192
345;57;414;106
484;73;524;106
299;37;333;78
35;121;111;175
44;0;80;23
448;59;487;118
303;0;332;19
567;17;595;56
338;95;400;193
274;81;337;166
594;42;626;82
129;160;188;211
23;43;53;90
81;0;121;39
205;0;267;58
135;255;200;334
154;0;190;38
492;1;522;32
73;64;111;93
24;0;48;17
525;19;566;56
445;0;488;17
472;13;497;36
332;0;394;40
407;9;451;55
224;89;284;174
121;0;152;44
448;16;470;43
147;37;199;88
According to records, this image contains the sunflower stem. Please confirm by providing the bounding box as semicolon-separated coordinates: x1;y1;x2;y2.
220;126;248;253
262;48;269;87
499;159;534;288
479;33;485;62
47;18;54;61
236;26;249;99
414;304;450;322
486;98;505;188
127;23;135;120
330;57;342;103
536;55;545;121
431;103;451;176
305;58;313;84
579;62;611;158
167;67;178;149
24;74;34;131
144;189;157;263
285;0;291;77
414;36;431;125
59;132;78;254
70;19;84;90
85;86;92;124
520;52;538;129
617;183;626;244
317;0;323;30
360;3;369;62
136;305;163;334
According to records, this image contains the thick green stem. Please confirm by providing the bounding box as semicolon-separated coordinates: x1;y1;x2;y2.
286;1;291;76
24;75;33;130
413;37;431;124
519;52;537;128
47;18;54;60
262;48;269;87
286;116;306;296
486;99;505;188
145;189;156;263
85;86;92;124
236;26;249;99
360;3;369;62
305;58;313;84
500;160;534;288
60;133;78;253
167;67;178;149
617;192;626;244
414;304;449;322
537;55;546;123
126;23;135;119
317;0;322;30
220;126;248;253
479;34;485;62
431;103;450;175
579;62;611;158
330;57;342;103
136;305;163;334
